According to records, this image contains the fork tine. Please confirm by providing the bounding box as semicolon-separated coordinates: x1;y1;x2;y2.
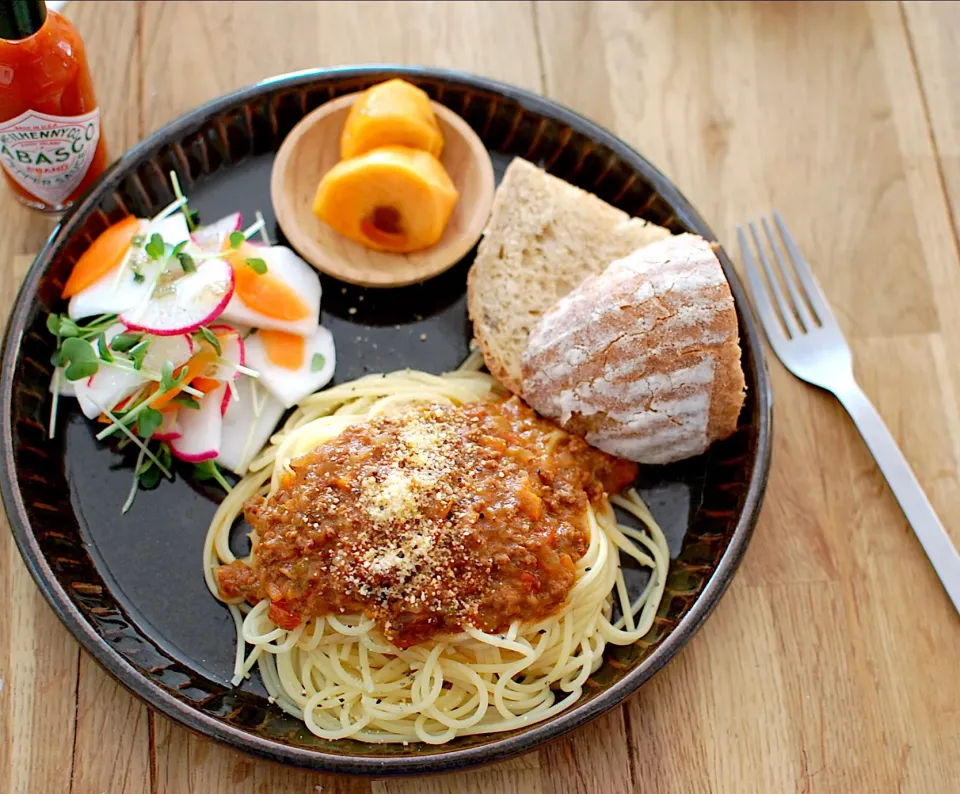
773;211;835;327
737;226;789;350
748;221;800;338
761;216;817;332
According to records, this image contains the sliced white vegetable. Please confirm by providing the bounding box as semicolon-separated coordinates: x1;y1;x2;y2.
141;333;195;372
67;214;193;321
153;407;181;442
243;325;336;409
169;384;225;463
73;365;148;420
49;369;76;397
219;246;321;337
190;212;241;253
206;324;245;381
67;250;159;321
148;212;191;248
216;375;286;475
120;258;235;336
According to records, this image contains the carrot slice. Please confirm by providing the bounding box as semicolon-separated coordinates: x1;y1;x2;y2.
190;377;221;394
224;246;310;321
259;329;305;370
62;216;141;298
148;346;219;410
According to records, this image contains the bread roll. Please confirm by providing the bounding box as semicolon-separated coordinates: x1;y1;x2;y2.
467;157;672;394
520;233;745;464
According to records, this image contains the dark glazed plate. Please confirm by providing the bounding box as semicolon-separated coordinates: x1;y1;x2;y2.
0;66;772;775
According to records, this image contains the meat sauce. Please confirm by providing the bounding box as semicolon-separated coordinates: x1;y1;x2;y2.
217;397;637;647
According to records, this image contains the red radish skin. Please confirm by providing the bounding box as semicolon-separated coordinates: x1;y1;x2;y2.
120;260;235;336
190;213;242;252
153;408;181;442
169;385;225;463
220;384;232;416
170;447;218;463
207;324;246;381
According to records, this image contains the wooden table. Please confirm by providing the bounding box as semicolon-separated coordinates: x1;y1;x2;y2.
2;2;959;792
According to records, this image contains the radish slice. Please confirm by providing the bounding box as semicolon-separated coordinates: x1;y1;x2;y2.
220;384;233;417
153;408;182;441
219;246;322;337
68;253;160;320
141;333;195;372
67;327;151;418
149;212;191;248
49;369;76;397
120;258;235;336
74;364;149;419
68;213;193;321
243;325;336;409
205;324;245;381
217;375;286;475
169;384;225;462
190;212;242;252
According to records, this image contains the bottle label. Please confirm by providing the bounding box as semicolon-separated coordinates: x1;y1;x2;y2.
0;107;101;207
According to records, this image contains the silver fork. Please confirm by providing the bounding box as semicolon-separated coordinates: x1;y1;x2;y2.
738;212;960;613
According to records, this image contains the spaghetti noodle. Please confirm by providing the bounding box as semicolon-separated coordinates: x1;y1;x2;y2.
203;368;669;744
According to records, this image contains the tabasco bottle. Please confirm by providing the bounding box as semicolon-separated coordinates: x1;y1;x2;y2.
0;0;109;213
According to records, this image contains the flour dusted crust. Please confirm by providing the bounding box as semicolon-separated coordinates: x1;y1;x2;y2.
520;234;746;465
467;158;672;395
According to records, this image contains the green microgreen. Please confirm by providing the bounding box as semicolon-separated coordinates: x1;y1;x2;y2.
135;407;164;439
169;170;198;232
60;337;100;381
169;240;197;273
96;332;114;364
171;394;201;410
245;257;267;274
96;402;172;477
197;325;222;356
194;460;233;493
311;353;326;372
122;447;148;513
159;360;186;393
145;233;165;260
137;458;162;490
128;338;150;370
229;231;245;250
110;332;143;352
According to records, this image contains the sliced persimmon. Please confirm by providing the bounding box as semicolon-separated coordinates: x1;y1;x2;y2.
62;215;141;298
312;146;459;254
259;329;305;370
341;78;443;159
224;246;310;321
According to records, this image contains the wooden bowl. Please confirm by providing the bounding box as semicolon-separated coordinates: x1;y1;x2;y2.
271;92;495;287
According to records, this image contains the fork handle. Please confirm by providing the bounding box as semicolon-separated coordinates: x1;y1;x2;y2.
836;381;960;613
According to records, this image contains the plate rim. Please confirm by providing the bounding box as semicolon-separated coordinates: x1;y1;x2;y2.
0;64;773;776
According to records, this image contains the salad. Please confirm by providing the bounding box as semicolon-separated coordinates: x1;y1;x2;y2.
48;174;336;511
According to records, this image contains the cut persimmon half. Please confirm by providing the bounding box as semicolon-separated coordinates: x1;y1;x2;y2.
62;215;141;298
341;78;444;160
312;146;459;254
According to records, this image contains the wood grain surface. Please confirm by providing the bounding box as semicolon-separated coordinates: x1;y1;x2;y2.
1;2;959;792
